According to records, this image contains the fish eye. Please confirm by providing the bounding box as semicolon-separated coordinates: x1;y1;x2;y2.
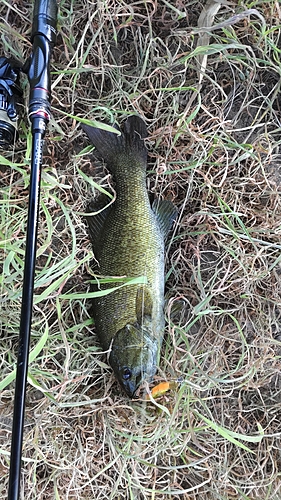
122;367;132;380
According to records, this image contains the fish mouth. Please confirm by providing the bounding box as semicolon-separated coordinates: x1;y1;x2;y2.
125;379;141;399
131;365;157;398
121;363;157;398
133;341;158;397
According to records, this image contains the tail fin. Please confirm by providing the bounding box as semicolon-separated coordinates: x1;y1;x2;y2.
82;115;147;172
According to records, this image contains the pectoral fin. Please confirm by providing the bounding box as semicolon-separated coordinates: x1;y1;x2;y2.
136;286;153;323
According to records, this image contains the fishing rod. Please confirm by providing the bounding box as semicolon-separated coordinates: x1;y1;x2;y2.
1;1;58;499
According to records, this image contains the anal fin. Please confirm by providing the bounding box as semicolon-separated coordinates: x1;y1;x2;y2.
86;195;113;253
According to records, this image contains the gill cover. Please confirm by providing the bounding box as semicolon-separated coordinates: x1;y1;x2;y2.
109;323;158;397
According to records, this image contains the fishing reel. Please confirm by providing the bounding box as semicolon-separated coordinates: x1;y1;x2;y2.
0;0;57;149
0;57;23;148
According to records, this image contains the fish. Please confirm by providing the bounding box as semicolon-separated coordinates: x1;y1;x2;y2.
82;115;177;397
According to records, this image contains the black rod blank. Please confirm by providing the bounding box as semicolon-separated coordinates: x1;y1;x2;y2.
7;128;44;500
7;1;57;498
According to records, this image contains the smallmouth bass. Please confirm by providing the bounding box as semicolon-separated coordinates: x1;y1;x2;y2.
82;116;177;397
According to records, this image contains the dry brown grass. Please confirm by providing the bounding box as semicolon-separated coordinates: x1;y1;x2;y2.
1;0;281;498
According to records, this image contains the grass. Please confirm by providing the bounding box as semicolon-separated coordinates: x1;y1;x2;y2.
1;0;281;498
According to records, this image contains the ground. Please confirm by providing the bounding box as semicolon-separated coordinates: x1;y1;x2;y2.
0;0;281;499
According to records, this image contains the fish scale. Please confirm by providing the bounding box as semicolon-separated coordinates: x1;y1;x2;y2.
95;176;165;348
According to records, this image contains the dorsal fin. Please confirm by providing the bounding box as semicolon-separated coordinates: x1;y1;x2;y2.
152;199;178;239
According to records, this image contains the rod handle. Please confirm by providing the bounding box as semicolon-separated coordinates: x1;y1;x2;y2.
32;0;58;45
